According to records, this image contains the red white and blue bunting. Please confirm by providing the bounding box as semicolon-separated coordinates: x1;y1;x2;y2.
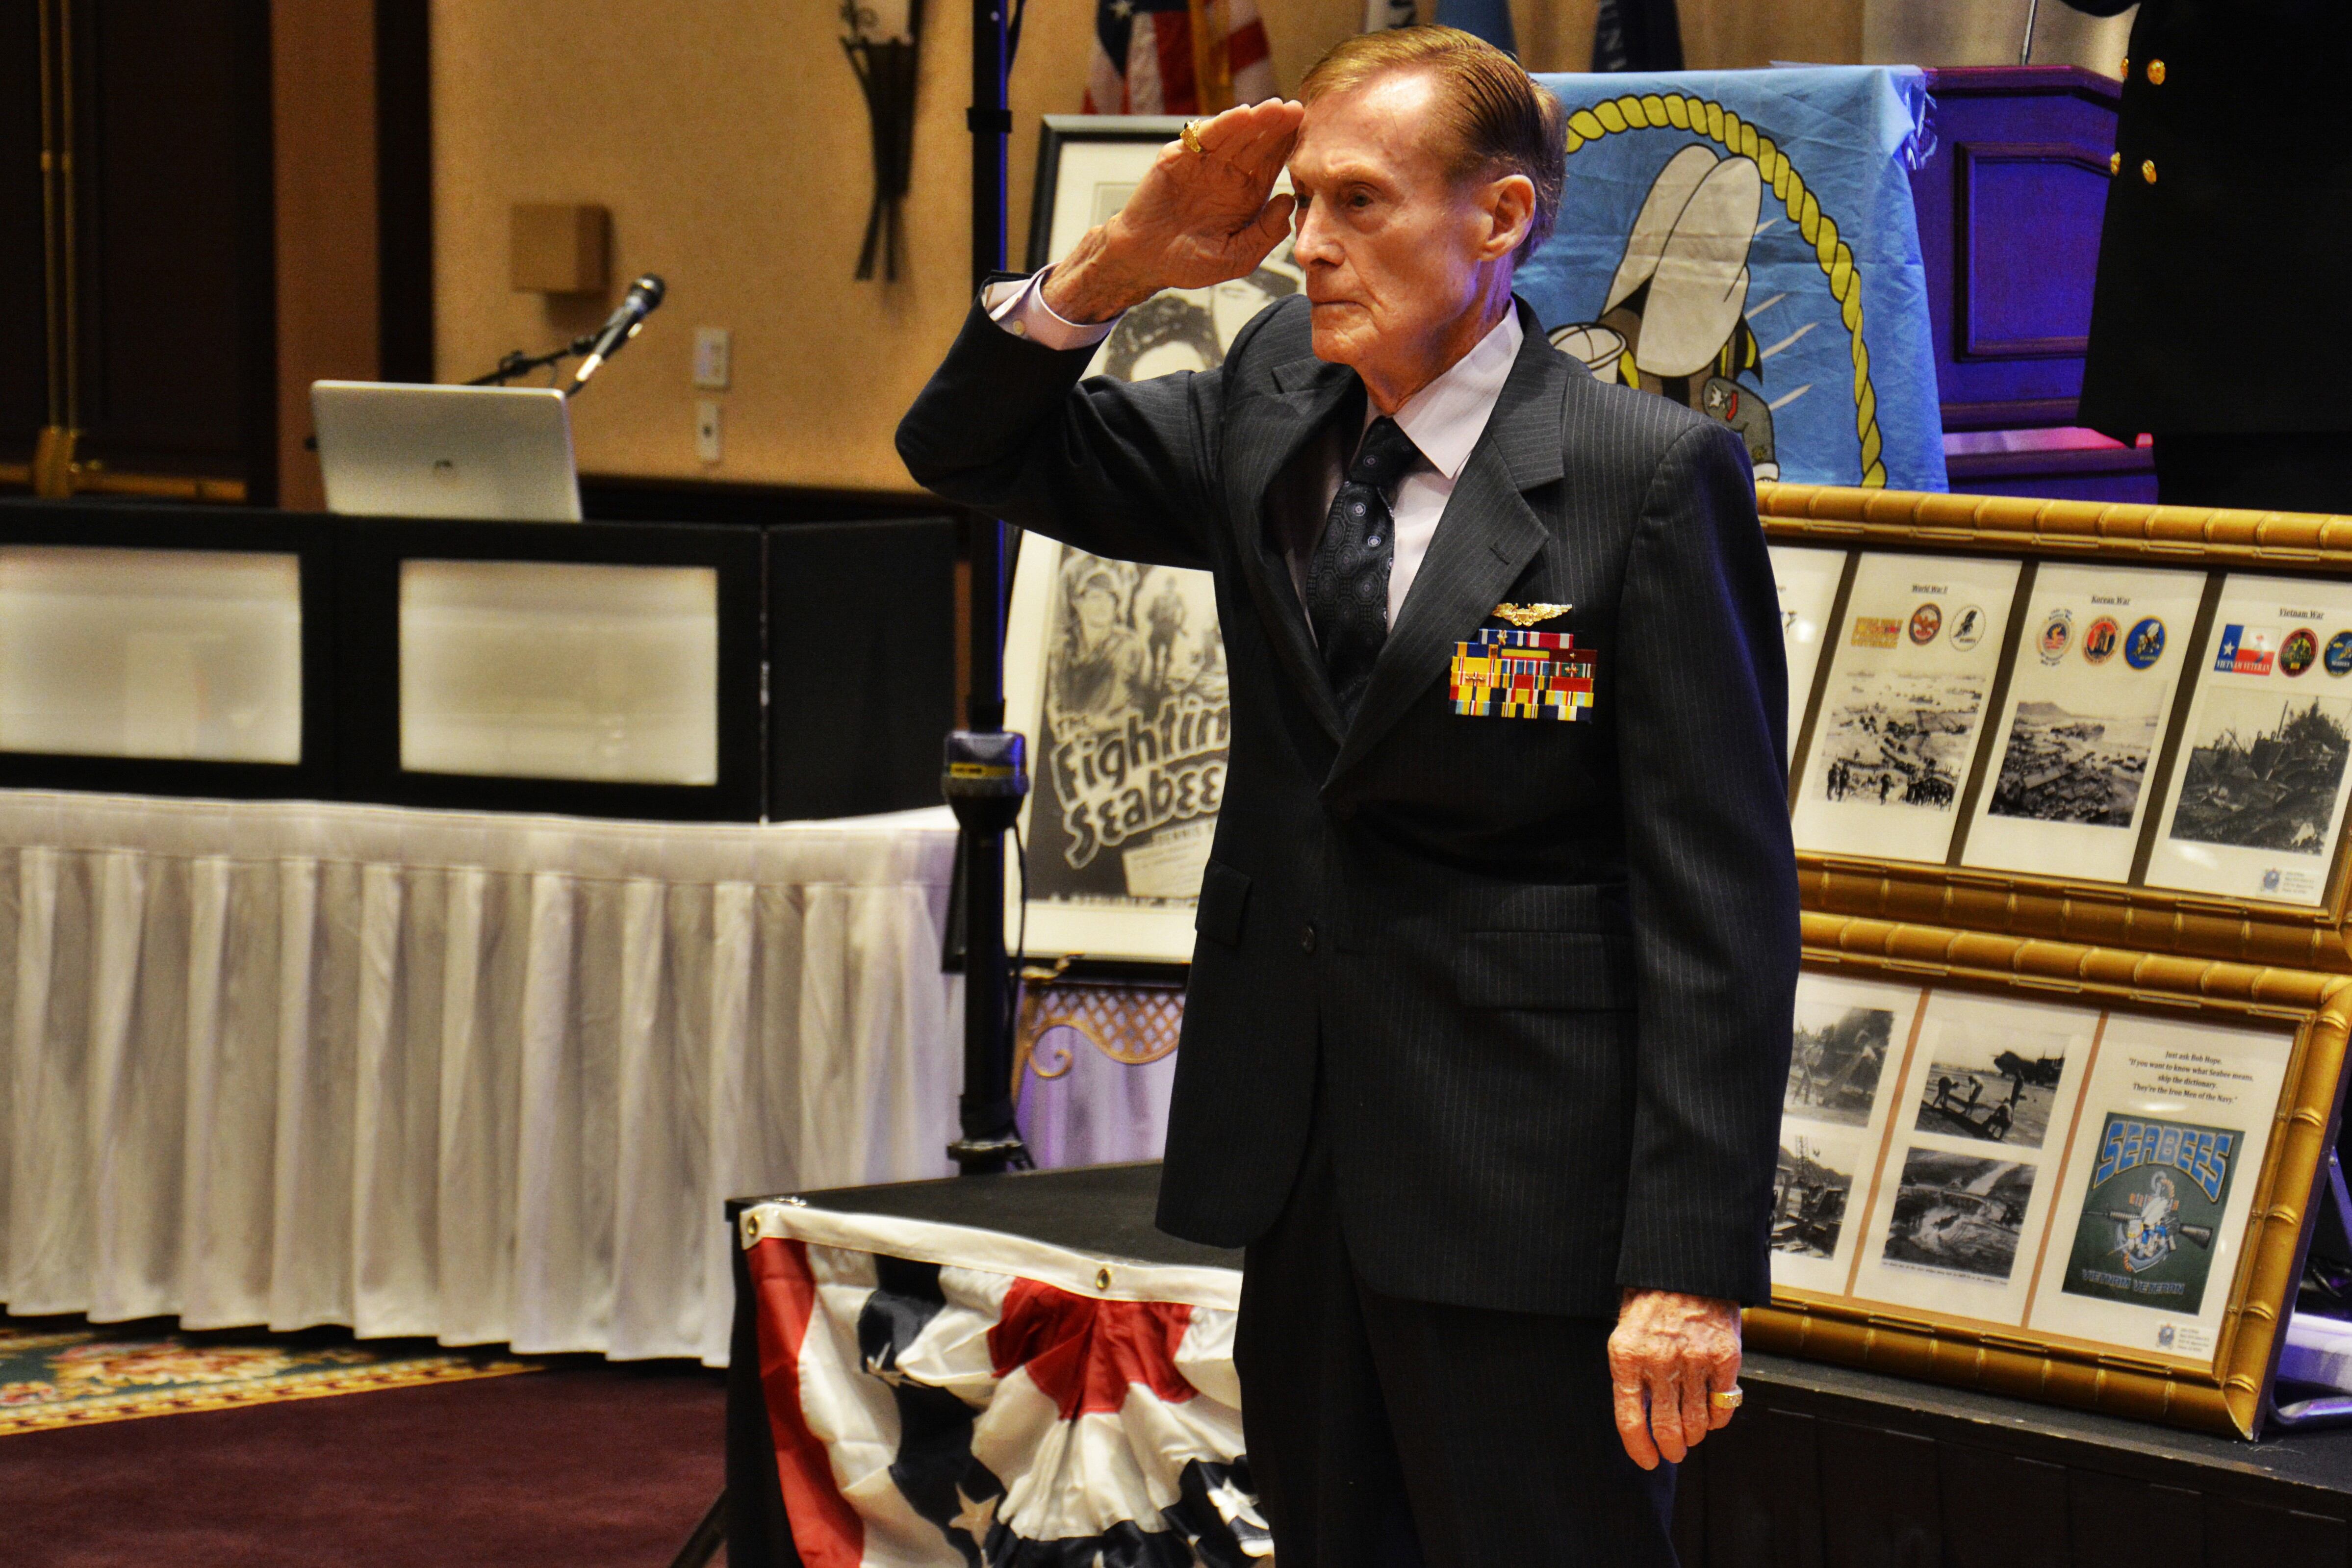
741;1202;1270;1567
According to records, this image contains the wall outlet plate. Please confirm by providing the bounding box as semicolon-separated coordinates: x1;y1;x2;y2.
695;399;722;464
692;327;732;390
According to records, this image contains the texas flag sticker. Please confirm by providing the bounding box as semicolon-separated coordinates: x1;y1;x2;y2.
2212;624;2277;676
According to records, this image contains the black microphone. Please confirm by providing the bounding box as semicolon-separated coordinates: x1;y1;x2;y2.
568;273;666;392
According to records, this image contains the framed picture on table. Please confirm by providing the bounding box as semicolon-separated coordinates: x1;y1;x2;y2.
1760;923;2341;1438
1004;117;1304;966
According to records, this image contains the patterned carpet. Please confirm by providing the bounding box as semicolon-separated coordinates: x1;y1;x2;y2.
0;1317;536;1435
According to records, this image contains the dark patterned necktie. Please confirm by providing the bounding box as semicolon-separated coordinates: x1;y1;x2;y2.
1306;416;1420;723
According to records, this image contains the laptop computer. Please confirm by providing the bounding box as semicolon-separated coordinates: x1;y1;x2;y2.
311;381;584;522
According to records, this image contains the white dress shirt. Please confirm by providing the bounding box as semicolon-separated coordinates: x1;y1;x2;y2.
985;270;1524;628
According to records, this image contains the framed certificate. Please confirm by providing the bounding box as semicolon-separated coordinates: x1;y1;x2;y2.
1790;551;2022;863
2141;572;2352;907
1960;562;2206;883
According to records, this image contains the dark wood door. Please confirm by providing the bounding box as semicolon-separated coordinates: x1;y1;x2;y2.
6;0;277;502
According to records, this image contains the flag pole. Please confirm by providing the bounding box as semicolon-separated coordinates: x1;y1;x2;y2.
941;0;1032;1177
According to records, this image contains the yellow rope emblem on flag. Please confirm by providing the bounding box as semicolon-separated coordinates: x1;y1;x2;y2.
1561;94;1888;489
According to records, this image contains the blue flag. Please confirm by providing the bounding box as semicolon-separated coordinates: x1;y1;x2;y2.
1522;68;1947;492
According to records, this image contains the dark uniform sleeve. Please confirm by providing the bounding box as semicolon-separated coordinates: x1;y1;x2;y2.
895;294;1249;572
1610;421;1800;1306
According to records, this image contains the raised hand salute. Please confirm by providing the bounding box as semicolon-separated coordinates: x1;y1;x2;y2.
1041;98;1304;326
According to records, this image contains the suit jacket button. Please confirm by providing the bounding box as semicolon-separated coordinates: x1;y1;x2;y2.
2146;59;2165;85
1332;801;1356;823
1300;924;1318;954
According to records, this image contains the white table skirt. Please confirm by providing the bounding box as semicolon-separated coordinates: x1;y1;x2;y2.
0;791;965;1366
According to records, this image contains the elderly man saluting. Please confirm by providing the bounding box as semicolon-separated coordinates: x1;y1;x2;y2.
898;26;1795;1567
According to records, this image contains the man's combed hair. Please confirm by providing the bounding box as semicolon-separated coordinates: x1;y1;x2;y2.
1298;26;1565;261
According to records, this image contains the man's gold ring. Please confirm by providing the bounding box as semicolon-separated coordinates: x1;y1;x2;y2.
1710;1387;1745;1411
1180;122;1206;156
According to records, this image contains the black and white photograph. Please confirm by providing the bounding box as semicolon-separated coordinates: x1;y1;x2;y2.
1811;672;1988;813
1986;698;2162;827
1773;1130;1856;1260
2167;688;2352;856
1881;1149;2037;1282
1911;1022;2069;1149
1786;1001;1894;1128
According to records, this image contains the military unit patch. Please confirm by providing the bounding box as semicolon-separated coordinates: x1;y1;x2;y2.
1449;628;1595;721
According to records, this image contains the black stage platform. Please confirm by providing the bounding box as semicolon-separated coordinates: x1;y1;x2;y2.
726;1163;2352;1567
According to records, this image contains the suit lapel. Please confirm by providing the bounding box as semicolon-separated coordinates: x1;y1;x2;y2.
1326;306;1572;787
1226;354;1357;745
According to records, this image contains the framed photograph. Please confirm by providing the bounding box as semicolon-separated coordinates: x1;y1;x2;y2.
1768;543;1847;766
1790;550;2022;863
1005;117;1302;964
1959;562;2207;883
1755;915;2350;1437
2141;572;2352;907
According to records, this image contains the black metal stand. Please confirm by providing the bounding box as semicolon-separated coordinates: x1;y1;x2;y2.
463;333;598;390
941;0;1033;1178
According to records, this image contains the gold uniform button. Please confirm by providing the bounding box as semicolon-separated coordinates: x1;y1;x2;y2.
2120;56;2129;77
2109;151;2122;175
2142;159;2158;184
2147;59;2166;85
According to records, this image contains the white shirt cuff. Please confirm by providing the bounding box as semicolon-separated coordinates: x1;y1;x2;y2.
983;268;1119;352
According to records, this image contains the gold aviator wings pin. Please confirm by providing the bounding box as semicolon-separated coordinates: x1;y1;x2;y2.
1492;603;1572;628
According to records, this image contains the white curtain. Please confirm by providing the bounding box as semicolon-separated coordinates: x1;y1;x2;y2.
0;791;964;1366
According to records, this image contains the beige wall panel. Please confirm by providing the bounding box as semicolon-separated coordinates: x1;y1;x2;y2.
433;0;1372;495
273;0;380;511
1678;0;1864;69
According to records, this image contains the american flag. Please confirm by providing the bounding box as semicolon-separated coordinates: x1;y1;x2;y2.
1085;0;1277;115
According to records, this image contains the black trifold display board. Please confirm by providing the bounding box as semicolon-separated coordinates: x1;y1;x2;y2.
0;498;959;823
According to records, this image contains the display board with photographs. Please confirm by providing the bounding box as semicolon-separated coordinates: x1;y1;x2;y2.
1767;543;1847;767
1763;943;2334;1435
1790;551;2022;862
2142;573;2352;908
1960;563;2205;882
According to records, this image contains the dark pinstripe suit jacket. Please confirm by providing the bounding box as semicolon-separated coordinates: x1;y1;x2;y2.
899;292;1797;1314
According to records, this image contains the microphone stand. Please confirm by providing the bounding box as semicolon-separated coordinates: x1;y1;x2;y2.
941;0;1033;1178
465;333;600;393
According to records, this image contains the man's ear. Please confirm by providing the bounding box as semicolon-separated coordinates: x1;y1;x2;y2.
1482;174;1537;262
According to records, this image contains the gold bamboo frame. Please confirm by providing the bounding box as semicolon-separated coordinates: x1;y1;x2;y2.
1751;479;2352;1435
1757;481;2352;973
